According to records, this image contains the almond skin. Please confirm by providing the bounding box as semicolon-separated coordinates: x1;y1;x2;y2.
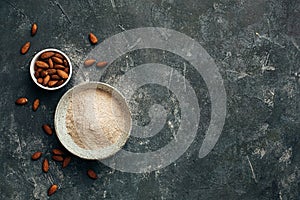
40;52;54;59
32;99;40;111
57;70;69;79
42;158;49;173
40;70;48;78
54;53;63;59
36;61;49;69
55;80;64;87
15;97;28;105
48;184;58;196
48;80;58;87
43;75;50;86
46;69;56;75
62;156;71;168
52;57;63;64
51;75;61;80
48;58;54;68
52;149;64;155
42;124;53;135
31;151;42;160
89;33;98;44
84;59;96;67
54;64;65;69
96;61;108;68
37;78;43;84
87;169;98;180
31;23;38;36
21;42;30;54
52;155;64;162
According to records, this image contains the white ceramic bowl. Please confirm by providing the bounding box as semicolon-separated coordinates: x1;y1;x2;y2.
30;48;72;90
54;82;132;160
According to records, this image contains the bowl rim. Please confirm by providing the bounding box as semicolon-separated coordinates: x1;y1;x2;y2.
30;48;72;90
54;81;132;160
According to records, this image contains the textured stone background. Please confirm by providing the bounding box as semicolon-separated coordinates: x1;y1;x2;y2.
0;0;299;199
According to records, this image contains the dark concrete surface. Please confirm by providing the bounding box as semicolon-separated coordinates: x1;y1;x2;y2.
0;0;300;199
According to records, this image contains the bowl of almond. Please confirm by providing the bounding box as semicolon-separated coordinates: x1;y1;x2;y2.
30;48;72;90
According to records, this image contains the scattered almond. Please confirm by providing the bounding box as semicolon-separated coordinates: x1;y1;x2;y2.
89;33;98;44
62;156;71;168
32;99;40;111
42;124;53;135
54;53;63;59
84;59;96;67
52;149;64;156
46;69;56;75
31;151;42;160
31;23;38;36
87;169;98;180
15;97;28;105
54;64;65;69
96;61;108;68
42;158;49;173
47;184;58;196
21;42;30;54
51;75;61;80
52;155;64;162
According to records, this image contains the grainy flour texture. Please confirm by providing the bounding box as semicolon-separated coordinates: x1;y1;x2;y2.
66;88;128;149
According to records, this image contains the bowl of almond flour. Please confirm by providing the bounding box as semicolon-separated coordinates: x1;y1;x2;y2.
54;82;132;160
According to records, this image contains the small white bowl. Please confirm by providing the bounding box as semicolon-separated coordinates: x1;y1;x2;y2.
54;82;132;160
30;48;72;90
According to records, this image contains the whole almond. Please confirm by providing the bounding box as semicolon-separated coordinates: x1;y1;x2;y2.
89;33;98;44
34;71;40;78
57;70;69;79
55;80;64;87
32;99;40;111
48;184;58;196
42;158;49;173
21;42;30;54
62;156;71;168
63;60;68;67
31;151;42;160
51;75;61;80
15;97;28;105
96;61;108;68
43;75;50;85
84;59;96;67
54;53;63;59
37;68;43;72
54;64;65;69
31;23;38;36
52;57;63;64
40;70;48;78
64;67;69;73
48;58;54;68
46;69;56;75
52;155;64;162
40;52;54;59
52;149;64;155
48;80;58;87
87;169;98;180
42;124;53;135
37;78;43;84
36;61;49;69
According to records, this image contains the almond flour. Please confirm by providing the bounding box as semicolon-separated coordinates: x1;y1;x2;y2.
65;88;129;150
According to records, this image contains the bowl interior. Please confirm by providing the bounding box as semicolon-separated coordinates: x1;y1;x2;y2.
30;48;72;90
54;82;132;160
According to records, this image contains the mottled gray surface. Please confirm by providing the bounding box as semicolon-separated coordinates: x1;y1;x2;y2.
0;0;300;199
